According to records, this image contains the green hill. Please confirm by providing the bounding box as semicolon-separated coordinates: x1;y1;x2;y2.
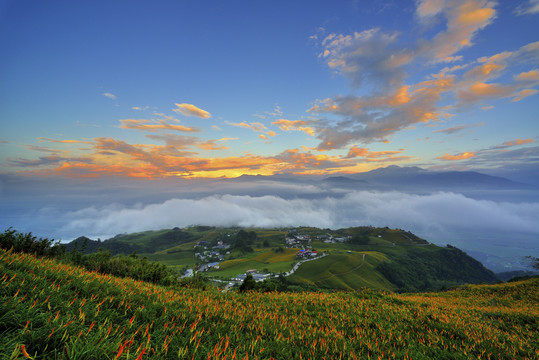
64;226;498;292
1;247;537;359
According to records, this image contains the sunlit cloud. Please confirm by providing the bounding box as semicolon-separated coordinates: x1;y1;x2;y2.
456;82;515;104
500;139;534;147
102;92;116;100
226;121;267;132
439;152;476;160
37;137;93;144
511;89;538;102
172;103;211;118
345;146;406;161
416;0;497;63
514;69;539;82
119;119;199;133
272;119;316;136
310;74;454;149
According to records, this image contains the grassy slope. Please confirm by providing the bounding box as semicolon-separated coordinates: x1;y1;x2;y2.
1;248;537;359
208;248;298;278
66;226;497;292
288;251;396;291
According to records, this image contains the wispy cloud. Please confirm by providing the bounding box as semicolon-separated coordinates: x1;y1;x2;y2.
272;119;315;136
102;92;117;100
433;122;484;135
37;137;93;144
119;119;199;133
226;121;267;132
172;103;211;118
515;0;539;15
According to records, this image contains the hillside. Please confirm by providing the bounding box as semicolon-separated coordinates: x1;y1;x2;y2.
1;248;537;359
65;226;498;292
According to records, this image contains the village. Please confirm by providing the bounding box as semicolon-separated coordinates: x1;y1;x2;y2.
181;231;340;284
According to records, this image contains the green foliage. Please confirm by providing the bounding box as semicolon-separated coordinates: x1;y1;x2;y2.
69;249;177;286
0;228;65;257
238;274;257;292
526;256;539;271
1;248;537;359
232;230;257;253
376;245;499;292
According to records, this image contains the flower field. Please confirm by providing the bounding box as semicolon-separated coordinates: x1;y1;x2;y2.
1;247;537;359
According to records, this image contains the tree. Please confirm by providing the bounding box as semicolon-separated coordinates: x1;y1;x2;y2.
239;274;257;292
526;256;539;271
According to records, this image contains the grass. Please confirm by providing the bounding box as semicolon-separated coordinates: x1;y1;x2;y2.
208;248;298;278
1;247;537;359
288;251;397;291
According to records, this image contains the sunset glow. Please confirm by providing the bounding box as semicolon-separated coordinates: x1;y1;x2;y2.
0;0;536;180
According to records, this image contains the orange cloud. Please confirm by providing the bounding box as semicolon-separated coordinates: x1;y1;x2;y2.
119;119;199;132
227;121;267;132
272;119;316;136
346;146;407;162
346;146;369;158
37;137;93;144
511;89;538;102
424;0;497;62
172;103;211;118
502;139;534;147
259;134;268;140
438;152;475;160
515;69;539;82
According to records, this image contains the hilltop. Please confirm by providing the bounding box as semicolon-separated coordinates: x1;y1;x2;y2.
65;226;498;292
1;247;537;359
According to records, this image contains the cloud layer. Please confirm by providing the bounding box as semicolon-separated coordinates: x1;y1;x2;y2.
60;191;539;245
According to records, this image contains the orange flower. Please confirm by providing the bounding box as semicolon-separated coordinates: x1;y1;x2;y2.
21;344;32;359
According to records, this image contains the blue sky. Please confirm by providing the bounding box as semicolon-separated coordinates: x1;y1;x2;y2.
1;0;538;179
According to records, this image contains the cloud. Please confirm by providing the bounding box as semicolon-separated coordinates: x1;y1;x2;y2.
515;0;539;15
438;152;475;160
37;137;93;144
433;122;484;135
456;81;516;104
417;0;497;62
102;92;116;100
119;119;199;133
59;191;539;242
172;103;211;118
345;146;407;162
511;89;538;102
226;121;267;132
310;75;454;149
274;149;349;174
227;121;277;139
500;139;534;147
272;119;316;136
514;69;539;82
321;28;412;89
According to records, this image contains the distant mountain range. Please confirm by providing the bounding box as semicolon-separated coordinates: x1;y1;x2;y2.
232;165;531;192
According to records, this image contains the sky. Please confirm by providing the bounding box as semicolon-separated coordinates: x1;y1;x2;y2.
0;0;538;269
1;0;538;179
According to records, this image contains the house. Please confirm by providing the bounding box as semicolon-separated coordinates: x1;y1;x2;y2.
181;269;194;278
233;272;270;282
198;262;220;272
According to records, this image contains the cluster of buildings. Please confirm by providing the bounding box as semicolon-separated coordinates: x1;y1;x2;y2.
295;248;320;259
233;269;271;282
316;234;351;243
